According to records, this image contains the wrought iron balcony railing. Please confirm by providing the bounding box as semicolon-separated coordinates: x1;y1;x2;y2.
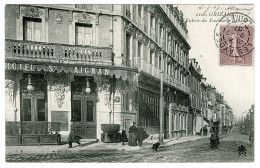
135;57;190;94
5;39;113;66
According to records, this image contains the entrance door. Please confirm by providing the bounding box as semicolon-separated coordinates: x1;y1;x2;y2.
21;92;47;121
71;93;96;139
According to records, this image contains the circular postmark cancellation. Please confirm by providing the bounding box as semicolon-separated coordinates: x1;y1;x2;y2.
214;12;254;66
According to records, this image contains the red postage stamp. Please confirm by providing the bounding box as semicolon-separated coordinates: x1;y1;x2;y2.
214;13;254;66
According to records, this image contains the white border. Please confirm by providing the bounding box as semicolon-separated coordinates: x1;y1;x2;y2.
0;1;258;168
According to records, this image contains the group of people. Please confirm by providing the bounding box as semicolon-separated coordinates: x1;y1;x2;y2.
121;121;149;147
68;121;149;148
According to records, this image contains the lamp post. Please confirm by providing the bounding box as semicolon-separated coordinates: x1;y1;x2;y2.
159;51;164;144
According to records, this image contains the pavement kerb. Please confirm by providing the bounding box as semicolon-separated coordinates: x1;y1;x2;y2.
6;135;211;154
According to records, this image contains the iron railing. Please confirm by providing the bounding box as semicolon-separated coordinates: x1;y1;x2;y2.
135;57;190;94
6;121;61;136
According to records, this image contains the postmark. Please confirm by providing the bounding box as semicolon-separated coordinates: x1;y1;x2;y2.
214;12;254;66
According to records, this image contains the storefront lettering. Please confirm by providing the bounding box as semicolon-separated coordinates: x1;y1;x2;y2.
5;63;114;76
48;65;54;72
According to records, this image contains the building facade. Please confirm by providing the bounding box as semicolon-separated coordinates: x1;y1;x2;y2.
188;58;203;135
5;4;191;144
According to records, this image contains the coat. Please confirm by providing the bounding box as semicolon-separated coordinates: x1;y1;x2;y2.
68;131;80;142
128;126;137;146
120;130;128;142
136;127;149;141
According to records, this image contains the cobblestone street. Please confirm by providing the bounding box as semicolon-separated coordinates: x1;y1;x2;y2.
6;126;253;162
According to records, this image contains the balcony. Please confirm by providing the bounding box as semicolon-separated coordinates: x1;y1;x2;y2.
138;15;144;31
5;39;113;66
136;58;190;94
159;5;190;43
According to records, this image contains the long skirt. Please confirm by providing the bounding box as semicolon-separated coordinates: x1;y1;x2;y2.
128;133;137;146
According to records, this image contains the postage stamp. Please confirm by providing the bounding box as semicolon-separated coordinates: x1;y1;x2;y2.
214;12;254;66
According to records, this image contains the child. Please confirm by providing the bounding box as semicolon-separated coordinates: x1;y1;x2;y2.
120;130;128;145
68;130;81;148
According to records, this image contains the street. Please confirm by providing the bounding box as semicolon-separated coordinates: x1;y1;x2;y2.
6;126;253;162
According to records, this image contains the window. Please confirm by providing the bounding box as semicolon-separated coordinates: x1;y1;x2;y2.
126;33;131;66
23;17;42;41
97;5;111;10
150;51;153;64
75;23;92;46
138;42;142;58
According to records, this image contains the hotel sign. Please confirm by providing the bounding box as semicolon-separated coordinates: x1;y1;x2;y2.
5;63;113;76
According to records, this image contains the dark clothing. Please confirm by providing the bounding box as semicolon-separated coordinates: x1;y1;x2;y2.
129;126;137;133
128;125;138;146
68;131;81;148
136;127;149;141
120;130;128;143
249;130;254;146
210;126;219;149
136;127;149;147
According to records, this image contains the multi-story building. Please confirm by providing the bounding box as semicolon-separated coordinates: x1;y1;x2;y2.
201;77;210;130
188;58;203;135
5;4;191;145
123;4;191;139
206;85;217;121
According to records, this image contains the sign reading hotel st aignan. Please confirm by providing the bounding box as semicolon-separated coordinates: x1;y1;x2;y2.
5;63;113;75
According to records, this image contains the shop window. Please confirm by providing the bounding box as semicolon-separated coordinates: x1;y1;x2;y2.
23;17;42;42
75;23;92;46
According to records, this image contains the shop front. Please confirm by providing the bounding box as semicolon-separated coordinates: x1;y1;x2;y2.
5;61;138;145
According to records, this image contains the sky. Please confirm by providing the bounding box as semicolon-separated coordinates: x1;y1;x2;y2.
178;4;255;120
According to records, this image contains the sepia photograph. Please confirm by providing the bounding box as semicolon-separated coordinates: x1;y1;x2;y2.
3;1;256;165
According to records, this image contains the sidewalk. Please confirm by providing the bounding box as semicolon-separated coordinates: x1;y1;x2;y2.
6;135;210;154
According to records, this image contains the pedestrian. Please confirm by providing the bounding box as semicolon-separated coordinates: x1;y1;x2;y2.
68;130;81;148
249;128;254;146
203;125;208;136
210;125;219;149
128;121;138;146
136;126;149;147
120;130;128;145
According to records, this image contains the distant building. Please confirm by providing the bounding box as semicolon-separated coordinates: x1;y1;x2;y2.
188;58;203;135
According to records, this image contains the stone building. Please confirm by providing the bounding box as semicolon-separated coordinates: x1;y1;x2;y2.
188;58;203;135
5;4;190;145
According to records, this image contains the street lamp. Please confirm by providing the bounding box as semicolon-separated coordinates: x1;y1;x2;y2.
27;74;34;92
85;77;91;93
159;51;164;144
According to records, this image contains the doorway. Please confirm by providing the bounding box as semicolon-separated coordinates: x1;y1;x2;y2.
20;73;47;122
71;76;97;139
